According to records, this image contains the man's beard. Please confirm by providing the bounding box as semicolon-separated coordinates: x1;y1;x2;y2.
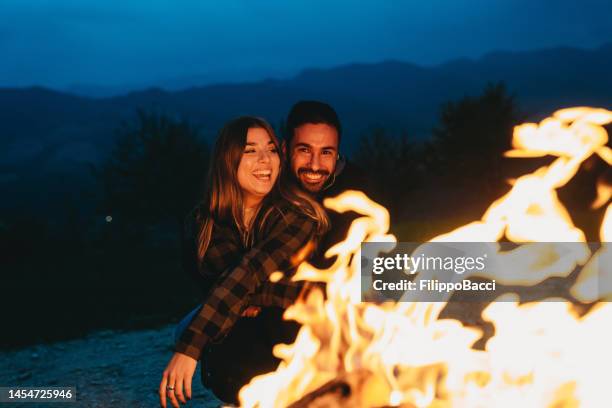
296;168;331;193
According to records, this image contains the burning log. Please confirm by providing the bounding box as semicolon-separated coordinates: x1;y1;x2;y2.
286;372;355;408
287;370;414;408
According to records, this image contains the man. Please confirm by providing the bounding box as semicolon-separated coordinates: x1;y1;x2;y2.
283;100;365;265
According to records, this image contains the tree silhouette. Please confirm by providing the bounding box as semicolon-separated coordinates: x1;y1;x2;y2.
429;82;521;188
353;127;422;215
97;110;209;234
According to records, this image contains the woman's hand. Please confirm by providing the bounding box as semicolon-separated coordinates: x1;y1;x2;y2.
159;352;198;408
242;305;261;317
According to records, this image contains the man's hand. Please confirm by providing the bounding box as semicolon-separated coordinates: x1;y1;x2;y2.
159;352;198;408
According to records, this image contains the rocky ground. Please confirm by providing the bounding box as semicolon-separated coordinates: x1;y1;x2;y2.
0;325;222;408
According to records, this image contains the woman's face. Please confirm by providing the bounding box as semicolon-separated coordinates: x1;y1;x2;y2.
237;127;280;206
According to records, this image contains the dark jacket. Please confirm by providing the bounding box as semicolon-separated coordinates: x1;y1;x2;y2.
312;159;369;268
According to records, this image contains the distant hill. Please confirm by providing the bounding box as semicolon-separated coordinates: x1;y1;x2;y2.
1;43;611;213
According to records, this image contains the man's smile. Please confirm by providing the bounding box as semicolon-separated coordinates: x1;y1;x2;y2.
299;169;329;184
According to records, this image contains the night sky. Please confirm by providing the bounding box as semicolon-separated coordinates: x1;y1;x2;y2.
2;0;612;90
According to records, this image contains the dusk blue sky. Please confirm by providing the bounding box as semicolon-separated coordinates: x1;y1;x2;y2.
2;0;612;90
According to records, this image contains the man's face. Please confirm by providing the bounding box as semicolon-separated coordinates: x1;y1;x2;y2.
289;123;339;193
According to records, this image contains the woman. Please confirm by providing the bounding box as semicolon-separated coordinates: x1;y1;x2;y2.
159;116;327;408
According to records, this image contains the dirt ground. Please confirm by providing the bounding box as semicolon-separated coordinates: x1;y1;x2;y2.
0;325;222;408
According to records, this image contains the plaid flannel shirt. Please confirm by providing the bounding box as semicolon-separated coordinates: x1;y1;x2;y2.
176;200;316;361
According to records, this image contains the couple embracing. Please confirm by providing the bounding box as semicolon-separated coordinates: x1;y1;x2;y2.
159;101;361;407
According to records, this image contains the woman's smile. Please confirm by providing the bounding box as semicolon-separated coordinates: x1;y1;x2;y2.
252;169;272;181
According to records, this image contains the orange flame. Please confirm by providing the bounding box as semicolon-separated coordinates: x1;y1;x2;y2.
239;107;612;408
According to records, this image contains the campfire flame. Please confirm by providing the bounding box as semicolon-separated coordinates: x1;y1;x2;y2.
239;107;612;408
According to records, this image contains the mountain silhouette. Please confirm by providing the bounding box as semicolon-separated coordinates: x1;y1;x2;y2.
1;43;611;212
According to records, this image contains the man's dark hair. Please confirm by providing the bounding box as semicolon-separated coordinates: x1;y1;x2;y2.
284;100;342;145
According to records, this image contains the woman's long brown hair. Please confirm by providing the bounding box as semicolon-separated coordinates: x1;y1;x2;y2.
197;116;328;262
